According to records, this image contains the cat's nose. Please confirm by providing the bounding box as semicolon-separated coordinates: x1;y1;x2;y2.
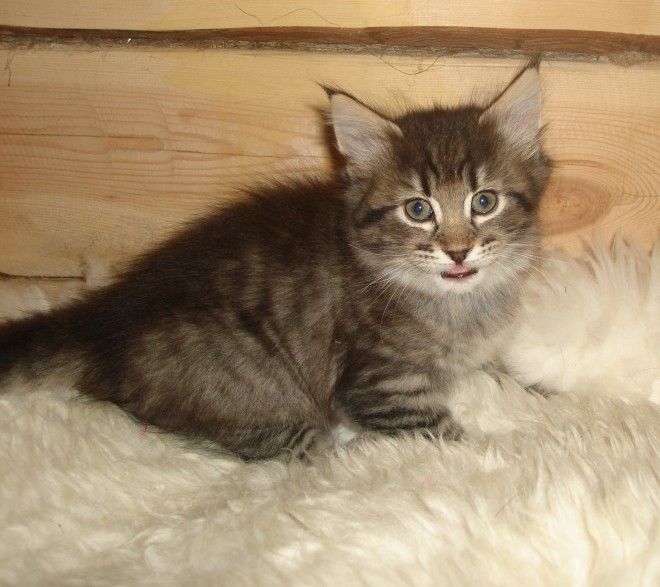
446;248;470;264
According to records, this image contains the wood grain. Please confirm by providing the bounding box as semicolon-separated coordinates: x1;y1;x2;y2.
0;0;658;35
2;25;658;60
0;48;658;278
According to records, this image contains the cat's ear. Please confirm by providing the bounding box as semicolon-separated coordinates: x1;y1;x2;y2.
327;90;402;175
480;63;543;160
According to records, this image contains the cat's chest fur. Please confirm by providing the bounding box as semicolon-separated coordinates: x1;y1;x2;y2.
350;286;514;376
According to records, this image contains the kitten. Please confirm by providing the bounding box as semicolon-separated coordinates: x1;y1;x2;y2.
0;62;550;460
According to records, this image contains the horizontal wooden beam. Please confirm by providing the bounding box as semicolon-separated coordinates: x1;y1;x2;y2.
1;25;658;60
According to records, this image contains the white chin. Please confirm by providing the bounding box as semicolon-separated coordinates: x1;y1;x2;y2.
435;270;485;293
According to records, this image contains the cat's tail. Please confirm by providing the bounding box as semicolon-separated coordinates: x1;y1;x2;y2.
0;309;83;393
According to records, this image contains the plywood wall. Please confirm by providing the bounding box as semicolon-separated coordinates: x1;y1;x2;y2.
0;1;659;285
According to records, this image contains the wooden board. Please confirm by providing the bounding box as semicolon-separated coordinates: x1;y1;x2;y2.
0;48;659;279
0;0;658;35
3;26;658;62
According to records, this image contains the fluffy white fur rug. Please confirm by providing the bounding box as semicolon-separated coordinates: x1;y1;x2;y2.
1;240;659;587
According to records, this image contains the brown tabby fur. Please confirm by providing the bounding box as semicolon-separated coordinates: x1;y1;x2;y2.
0;62;550;459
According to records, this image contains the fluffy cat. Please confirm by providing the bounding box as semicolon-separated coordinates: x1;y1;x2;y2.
0;62;550;460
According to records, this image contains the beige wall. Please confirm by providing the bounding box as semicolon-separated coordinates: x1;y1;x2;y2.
1;0;658;34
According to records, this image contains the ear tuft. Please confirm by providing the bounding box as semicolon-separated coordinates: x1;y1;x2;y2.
480;63;544;160
328;92;402;175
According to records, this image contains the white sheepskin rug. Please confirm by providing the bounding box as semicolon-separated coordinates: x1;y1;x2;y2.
1;239;659;587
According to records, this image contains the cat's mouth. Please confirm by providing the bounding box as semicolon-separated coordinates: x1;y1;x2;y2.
441;265;478;280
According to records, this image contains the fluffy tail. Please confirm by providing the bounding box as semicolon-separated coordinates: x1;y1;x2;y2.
0;309;81;392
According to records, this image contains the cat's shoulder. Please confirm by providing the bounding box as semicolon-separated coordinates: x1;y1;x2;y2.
202;175;347;234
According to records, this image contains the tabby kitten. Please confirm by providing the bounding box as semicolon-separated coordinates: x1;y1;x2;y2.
0;63;549;460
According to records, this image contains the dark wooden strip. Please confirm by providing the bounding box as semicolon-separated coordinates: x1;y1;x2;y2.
1;25;658;58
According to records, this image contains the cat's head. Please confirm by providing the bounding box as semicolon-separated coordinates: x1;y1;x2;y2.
328;62;550;296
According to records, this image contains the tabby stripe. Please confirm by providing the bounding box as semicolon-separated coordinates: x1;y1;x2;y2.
285;424;311;448
357;205;398;228
286;425;319;455
355;406;439;424
347;385;431;408
386;387;430;398
426;155;441;180
343;389;394;412
457;158;476;191
357;410;447;432
419;170;431;197
468;166;478;193
351;372;430;392
374;372;429;390
506;191;534;212
350;360;425;382
375;416;446;432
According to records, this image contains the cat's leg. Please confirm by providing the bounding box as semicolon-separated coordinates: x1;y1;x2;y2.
337;372;463;441
227;422;330;461
348;405;464;441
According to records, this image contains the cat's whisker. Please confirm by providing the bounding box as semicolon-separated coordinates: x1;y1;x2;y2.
358;260;410;294
359;271;395;295
368;262;412;292
365;263;412;309
495;262;527;294
380;280;407;337
392;261;425;312
396;264;434;310
502;244;569;268
498;263;544;289
494;251;554;284
380;258;433;319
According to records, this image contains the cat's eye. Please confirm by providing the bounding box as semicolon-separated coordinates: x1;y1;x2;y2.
471;192;498;215
404;199;434;222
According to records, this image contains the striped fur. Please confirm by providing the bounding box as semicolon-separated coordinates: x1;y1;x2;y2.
0;63;550;459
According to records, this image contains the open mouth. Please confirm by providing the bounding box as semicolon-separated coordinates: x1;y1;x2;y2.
441;265;478;280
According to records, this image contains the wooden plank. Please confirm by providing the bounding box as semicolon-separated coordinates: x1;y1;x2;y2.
0;0;658;35
2;26;659;60
0;48;658;279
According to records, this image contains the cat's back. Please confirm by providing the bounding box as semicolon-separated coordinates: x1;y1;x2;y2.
152;177;348;276
65;178;353;431
191;177;353;322
59;177;352;356
97;177;350;311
